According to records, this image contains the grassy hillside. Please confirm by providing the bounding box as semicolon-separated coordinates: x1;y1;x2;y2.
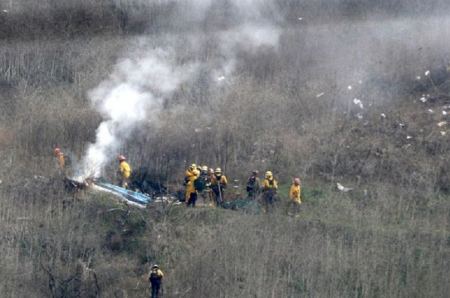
1;1;449;297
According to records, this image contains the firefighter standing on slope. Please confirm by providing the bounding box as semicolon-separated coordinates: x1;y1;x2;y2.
148;264;164;298
53;147;65;172
185;164;200;207
117;155;132;189
289;177;302;215
195;165;212;206
262;171;278;212
211;168;228;207
246;170;260;199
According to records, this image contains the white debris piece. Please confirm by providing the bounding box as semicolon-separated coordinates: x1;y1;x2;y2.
428;109;434;113
194;128;202;133
425;70;430;76
337;183;353;192
441;131;447;136
420;97;427;103
399;123;405;128
437;121;447;127
348;85;353;90
356;113;363;120
443;111;448;116
380;113;386;118
2;10;8;13
298;17;303;21
217;76;225;81
353;98;363;109
316;92;325;98
416;76;421;80
406;135;413;140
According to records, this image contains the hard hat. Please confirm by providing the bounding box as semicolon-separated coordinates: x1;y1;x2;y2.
189;163;197;170
201;165;208;171
265;171;273;178
252;170;259;175
215;168;222;174
294;178;301;185
152;264;159;269
118;155;126;161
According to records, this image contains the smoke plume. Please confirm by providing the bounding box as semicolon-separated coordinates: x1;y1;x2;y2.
76;0;281;179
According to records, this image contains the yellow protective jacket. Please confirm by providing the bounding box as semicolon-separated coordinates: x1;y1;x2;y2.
185;169;200;198
56;153;65;170
148;268;164;282
289;184;302;204
262;178;278;191
211;175;228;187
119;161;132;179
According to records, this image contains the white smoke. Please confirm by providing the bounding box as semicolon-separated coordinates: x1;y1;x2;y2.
76;0;281;180
76;48;197;179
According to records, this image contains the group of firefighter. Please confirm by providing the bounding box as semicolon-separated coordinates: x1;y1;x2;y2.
183;163;303;213
53;148;303;214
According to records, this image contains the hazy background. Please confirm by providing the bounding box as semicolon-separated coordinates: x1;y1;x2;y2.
0;1;449;297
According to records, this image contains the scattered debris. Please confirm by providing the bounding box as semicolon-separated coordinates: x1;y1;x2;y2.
399;123;406;128
217;76;225;81
1;10;8;13
356;113;363;120
298;17;303;21
316;92;325;98
353;98;363;109
428;109;434;113
406;135;413;140
380;113;386;118
443;111;448;116
437;121;447;127
416;76;421;80
420;97;427;103
441;131;447;136
337;183;353;192
425;70;430;76
347;85;353;90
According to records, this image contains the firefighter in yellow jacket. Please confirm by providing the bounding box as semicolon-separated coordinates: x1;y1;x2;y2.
289;178;302;204
118;155;132;189
262;171;278;211
53;147;65;171
148;264;164;298
184;164;200;207
289;178;302;215
211;168;228;207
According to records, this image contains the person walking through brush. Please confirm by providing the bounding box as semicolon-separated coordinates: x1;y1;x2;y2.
289;177;302;215
262;171;278;212
148;264;164;298
211;168;228;207
246;170;260;199
117;155;132;189
184;163;200;207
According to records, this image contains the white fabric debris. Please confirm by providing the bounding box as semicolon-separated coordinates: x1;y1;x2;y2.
353;98;363;109
337;183;353;192
316;92;325;98
437;121;447;127
420;97;427;103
